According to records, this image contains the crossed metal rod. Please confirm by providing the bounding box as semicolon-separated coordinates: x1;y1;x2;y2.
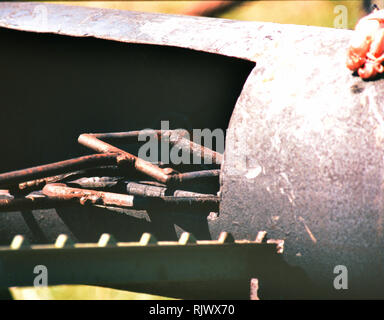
0;130;221;213
0;131;221;188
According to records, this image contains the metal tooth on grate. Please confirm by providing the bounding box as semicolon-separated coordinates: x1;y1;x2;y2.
178;232;197;245
255;231;267;243
55;234;74;248
217;231;235;243
10;235;29;250
97;233;117;247
139;233;157;246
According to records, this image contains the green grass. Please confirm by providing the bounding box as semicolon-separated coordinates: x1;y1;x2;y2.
221;1;362;29
9;285;176;300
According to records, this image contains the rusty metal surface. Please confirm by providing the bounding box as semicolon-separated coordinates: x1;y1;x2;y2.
216;22;384;298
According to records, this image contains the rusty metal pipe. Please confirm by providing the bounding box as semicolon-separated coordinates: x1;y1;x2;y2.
78;134;172;184
43;183;135;208
17;166;125;191
169;169;220;184
162;131;223;165
83;130;222;165
158;196;219;210
0;192;67;212
18;174;72;191
67;176;123;189
125;181;214;198
0;153;125;188
42;183;219;211
88;130;187;141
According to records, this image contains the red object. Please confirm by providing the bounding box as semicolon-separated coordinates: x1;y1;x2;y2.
347;9;384;79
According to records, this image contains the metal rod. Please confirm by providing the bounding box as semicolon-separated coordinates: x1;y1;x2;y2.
0;192;67;212
43;183;135;208
0;153;125;188
78;134;173;184
18;174;72;191
82;130;223;165
87;129;187;141
169;169;220;184
126;181;214;198
18;166;126;191
67;176;123;189
159;196;220;207
162;131;223;165
43;183;220;211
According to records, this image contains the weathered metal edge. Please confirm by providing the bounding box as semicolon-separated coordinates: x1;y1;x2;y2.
0;2;353;62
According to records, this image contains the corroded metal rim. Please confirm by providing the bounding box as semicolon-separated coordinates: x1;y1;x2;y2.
0;2;259;61
0;2;352;63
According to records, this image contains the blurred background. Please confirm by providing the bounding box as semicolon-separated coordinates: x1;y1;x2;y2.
50;0;384;30
5;0;382;300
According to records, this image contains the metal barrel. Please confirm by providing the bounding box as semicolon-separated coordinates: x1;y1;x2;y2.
212;22;384;298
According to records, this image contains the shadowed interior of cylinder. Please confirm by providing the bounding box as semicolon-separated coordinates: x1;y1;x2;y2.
0;27;255;248
0;27;255;172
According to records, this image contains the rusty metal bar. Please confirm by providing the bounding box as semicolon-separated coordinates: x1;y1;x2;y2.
82;130;223;165
162;131;223;165
17;166;126;191
169;169;220;184
17;166;131;193
43;183;135;208
78;134;173;184
87;129;188;142
18;174;71;191
0;153;129;188
0;191;67;212
125;181;214;198
158;196;219;211
42;183;219;211
67;176;123;189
